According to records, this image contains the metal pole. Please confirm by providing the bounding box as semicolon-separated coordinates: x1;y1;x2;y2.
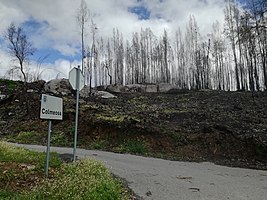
45;120;52;176
73;67;80;162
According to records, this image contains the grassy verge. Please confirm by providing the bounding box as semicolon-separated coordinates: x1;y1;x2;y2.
0;141;129;199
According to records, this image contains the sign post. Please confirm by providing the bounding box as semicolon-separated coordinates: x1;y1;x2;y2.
40;94;63;176
45;120;52;176
69;66;85;162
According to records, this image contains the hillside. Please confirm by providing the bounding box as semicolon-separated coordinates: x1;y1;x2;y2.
0;79;266;170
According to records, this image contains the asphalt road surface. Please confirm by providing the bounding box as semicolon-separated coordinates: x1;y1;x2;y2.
11;143;267;200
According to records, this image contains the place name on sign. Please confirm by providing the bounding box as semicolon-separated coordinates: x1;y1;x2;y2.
40;94;63;120
41;108;62;116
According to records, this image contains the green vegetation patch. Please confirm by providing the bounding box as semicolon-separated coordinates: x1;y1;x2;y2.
0;141;62;198
6;131;43;144
5;130;73;147
0;79;18;91
114;139;148;154
24;159;126;200
169;132;188;146
96;114;126;123
90;140;108;150
51;131;70;146
0;141;61;169
0;141;127;200
127;96;149;109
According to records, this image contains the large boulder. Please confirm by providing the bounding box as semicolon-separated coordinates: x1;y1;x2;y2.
106;85;126;93
44;78;72;95
125;84;142;92
144;84;158;93
94;91;117;99
80;85;90;98
125;84;157;93
102;83;178;93
80;86;97;98
158;83;178;92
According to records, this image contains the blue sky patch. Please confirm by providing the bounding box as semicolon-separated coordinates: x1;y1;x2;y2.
22;18;48;34
128;6;151;20
33;48;78;64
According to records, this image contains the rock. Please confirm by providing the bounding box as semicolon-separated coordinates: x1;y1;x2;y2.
158;83;178;92
94;91;117;99
106;85;125;93
8;112;14;116
80;86;89;98
80;85;96;98
44;78;72;95
0;94;7;100
103;84;177;93
144;84;158;93
121;84;158;93
125;84;142;92
26;89;35;93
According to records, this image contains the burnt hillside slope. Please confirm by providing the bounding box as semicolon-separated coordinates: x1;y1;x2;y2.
0;79;266;170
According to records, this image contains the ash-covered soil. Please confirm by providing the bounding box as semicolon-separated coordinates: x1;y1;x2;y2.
0;80;266;170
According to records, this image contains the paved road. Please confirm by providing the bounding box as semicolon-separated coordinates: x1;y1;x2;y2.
11;143;267;200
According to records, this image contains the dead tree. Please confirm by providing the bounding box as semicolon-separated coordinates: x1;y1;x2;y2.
5;23;36;84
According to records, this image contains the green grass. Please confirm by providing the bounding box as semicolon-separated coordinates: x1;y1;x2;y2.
0;141;128;200
114;140;147;154
51;131;70;146
91;140;108;150
6;131;44;144
5;130;72;147
0;141;61;170
22;160;126;200
0;79;18;91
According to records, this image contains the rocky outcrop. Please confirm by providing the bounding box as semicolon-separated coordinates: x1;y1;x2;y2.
44;78;72;95
94;91;117;99
44;79;179;96
80;85;93;98
105;84;177;93
143;84;158;93
106;85;125;93
157;83;178;92
125;84;158;93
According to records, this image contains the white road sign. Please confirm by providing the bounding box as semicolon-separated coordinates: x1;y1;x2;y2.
40;94;63;120
69;67;85;91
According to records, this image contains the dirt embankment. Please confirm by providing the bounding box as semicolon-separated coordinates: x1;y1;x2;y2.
0;80;266;170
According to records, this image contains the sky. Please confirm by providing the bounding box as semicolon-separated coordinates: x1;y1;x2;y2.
0;0;229;81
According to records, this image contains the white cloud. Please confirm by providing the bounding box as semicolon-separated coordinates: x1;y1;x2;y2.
35;59;80;81
0;49;12;78
0;0;228;81
0;1;28;32
0;47;78;81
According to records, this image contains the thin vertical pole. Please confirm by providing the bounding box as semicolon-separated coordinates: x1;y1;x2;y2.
46;120;52;176
73;67;80;162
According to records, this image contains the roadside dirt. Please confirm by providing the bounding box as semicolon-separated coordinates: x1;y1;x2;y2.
0;80;266;170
